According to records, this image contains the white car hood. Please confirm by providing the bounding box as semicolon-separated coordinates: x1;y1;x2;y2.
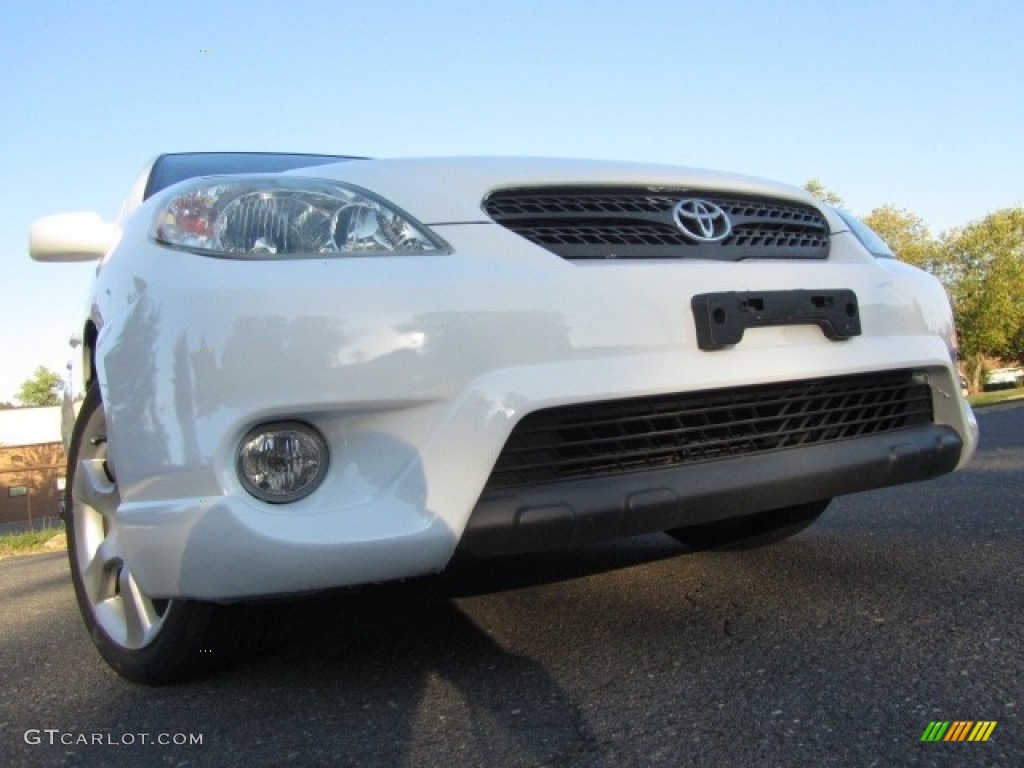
283;156;822;225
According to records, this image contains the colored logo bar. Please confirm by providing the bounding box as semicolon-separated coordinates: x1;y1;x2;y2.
920;721;997;742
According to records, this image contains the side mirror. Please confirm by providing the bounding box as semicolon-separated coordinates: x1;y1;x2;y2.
29;211;117;262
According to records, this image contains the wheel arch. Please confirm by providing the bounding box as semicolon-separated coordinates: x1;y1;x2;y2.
82;320;99;390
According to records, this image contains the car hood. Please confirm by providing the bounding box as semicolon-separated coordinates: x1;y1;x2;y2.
281;156;822;225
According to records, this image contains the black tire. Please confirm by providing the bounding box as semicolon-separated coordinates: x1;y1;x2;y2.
65;383;238;684
666;499;830;552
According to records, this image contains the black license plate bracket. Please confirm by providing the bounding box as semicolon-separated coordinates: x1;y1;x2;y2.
692;289;861;350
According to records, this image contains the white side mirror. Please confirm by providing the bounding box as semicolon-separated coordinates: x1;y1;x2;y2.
30;211;116;262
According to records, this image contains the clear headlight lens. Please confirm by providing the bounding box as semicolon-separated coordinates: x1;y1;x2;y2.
152;177;443;258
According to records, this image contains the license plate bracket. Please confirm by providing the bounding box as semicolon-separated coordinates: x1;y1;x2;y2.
692;289;861;350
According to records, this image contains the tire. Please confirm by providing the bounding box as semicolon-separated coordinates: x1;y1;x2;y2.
666;499;830;552
65;383;234;684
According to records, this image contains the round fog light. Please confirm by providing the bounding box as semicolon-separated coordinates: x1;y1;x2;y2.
237;421;328;503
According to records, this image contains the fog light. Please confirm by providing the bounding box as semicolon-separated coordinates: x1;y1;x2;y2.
237;421;328;503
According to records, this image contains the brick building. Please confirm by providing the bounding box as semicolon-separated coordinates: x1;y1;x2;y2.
0;407;66;532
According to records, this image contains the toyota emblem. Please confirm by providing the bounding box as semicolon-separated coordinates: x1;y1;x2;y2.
672;198;732;243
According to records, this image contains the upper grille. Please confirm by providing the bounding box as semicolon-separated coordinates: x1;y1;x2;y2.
485;370;933;490
483;187;829;261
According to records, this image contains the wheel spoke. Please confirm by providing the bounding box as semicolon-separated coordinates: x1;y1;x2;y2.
75;502;106;575
120;568;161;648
80;537;118;605
75;458;118;515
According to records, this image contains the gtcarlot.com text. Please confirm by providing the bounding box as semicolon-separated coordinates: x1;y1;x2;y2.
24;729;203;746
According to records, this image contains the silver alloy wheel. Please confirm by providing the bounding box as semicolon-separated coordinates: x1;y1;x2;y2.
71;399;169;650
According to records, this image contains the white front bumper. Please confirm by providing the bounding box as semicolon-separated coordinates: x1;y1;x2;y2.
91;222;977;600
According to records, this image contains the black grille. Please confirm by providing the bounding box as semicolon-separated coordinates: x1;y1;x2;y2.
483;187;829;261
485;370;933;490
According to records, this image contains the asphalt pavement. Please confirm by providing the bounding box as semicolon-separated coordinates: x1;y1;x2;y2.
1;403;1021;767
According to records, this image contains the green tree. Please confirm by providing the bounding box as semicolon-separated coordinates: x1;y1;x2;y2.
803;179;845;208
940;208;1024;389
16;366;63;407
862;205;939;271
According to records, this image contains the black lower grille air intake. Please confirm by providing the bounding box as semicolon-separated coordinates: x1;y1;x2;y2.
482;187;829;261
485;370;933;490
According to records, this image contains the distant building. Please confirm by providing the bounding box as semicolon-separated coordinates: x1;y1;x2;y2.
0;407;65;532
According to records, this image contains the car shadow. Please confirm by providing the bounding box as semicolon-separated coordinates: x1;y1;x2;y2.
197;537;691;765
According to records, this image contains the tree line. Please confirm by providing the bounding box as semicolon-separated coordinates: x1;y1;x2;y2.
806;180;1024;392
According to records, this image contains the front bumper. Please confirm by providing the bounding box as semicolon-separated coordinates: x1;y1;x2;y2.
91;220;978;600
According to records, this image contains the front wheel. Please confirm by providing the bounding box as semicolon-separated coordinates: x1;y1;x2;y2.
65;383;232;684
666;499;830;551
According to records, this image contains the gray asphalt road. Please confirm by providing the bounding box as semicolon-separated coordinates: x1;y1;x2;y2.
2;403;1021;768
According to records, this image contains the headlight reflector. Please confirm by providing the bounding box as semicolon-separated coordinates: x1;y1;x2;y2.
237;421;328;503
152;177;443;257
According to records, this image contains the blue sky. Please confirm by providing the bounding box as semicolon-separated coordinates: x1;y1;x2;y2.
2;0;1022;402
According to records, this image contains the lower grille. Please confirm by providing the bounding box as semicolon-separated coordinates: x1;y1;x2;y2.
485;370;934;490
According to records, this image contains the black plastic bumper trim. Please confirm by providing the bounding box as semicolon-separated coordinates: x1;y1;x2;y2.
460;425;962;556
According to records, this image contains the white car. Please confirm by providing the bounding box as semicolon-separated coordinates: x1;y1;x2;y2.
31;153;978;683
984;367;1024;391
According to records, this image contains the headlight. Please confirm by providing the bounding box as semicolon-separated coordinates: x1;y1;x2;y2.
151;176;444;258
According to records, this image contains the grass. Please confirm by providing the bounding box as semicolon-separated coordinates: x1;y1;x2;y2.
0;526;66;559
968;387;1024;408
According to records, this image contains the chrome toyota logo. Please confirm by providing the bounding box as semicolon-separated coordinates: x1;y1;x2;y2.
672;198;732;243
